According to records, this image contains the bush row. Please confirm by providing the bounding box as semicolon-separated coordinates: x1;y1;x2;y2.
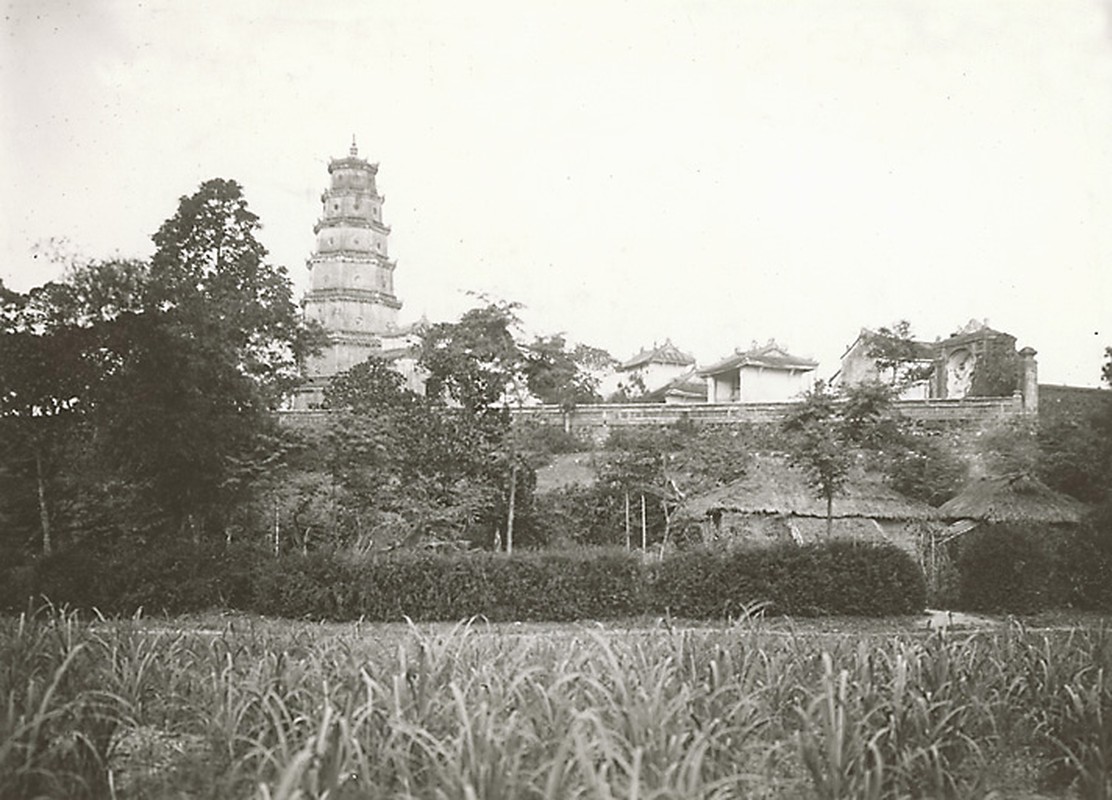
3;541;926;621
654;540;926;618
954;521;1112;613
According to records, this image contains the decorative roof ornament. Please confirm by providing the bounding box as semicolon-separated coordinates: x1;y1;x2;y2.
350;135;358;157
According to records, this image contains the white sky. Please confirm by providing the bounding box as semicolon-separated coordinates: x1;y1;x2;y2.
3;0;1111;386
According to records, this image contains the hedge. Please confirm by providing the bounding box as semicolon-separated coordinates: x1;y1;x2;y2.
955;522;1112;613
4;540;927;621
652;541;926;618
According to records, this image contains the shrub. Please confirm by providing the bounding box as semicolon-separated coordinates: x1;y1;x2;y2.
21;540;258;616
653;541;926;618
956;518;1112;613
12;540;927;621
245;548;647;622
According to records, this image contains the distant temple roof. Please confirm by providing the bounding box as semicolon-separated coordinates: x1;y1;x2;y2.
940;319;1014;348
618;339;695;371
638;368;707;402
839;328;936;361
698;340;818;377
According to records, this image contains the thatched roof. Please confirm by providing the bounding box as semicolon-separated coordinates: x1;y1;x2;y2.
937;474;1088;524
683;455;937;521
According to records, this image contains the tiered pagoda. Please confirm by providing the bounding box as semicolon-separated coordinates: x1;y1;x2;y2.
301;137;402;380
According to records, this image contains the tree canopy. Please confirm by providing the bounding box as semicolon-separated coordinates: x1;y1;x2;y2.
0;179;323;553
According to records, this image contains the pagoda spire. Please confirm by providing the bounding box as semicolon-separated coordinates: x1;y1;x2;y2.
300;140;400;383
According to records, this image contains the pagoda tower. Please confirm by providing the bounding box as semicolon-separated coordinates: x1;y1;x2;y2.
302;137;402;380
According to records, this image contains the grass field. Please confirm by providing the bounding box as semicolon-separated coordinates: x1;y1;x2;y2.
2;607;1110;799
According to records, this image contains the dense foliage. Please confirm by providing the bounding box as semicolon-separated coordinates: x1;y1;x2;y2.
5;607;1110;799
0;180;323;554
528;422;756;549
3;539;929;621
953;521;1112;613
654;541;926;618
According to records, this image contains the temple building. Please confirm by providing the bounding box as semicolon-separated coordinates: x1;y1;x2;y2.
833;319;1039;410
295;139;424;407
699;340;818;403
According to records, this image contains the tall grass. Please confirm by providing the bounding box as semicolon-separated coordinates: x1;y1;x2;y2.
1;608;1109;799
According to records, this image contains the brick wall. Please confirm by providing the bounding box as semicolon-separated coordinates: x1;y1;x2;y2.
278;395;1026;442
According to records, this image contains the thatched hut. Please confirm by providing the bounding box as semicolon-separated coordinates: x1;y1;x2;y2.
681;455;939;555
927;474;1089;601
937;473;1087;527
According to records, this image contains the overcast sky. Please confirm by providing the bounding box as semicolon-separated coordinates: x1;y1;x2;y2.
3;0;1111;386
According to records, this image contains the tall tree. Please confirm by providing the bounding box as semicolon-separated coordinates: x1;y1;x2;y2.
149;178;323;404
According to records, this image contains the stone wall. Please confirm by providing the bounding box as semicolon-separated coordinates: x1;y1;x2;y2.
279;394;1027;441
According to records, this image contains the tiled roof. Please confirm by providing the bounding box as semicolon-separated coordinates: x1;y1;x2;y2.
698;341;818;377
619;339;695;371
938;319;1015;349
639;369;707;402
841;329;936;361
377;344;419;360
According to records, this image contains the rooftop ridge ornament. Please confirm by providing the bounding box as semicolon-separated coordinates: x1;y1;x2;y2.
350;134;358;157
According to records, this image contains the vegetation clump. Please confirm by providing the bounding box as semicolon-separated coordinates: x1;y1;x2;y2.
2;606;1110;799
8;540;925;622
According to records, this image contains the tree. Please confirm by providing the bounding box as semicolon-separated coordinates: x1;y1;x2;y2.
782;383;854;538
149;178;324;405
92;179;325;539
419;301;527;414
325;356;421;414
0;321;99;554
865;320;934;390
524;335;613;410
884;427;967;506
2;181;323;549
589;423;755;552
321;356;512;549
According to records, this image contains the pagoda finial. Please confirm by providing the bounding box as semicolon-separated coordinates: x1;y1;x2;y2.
350;135;358;157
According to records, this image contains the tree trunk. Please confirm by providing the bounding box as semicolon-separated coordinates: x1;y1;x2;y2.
506;463;518;555
660;498;672;560
825;493;833;539
34;447;52;556
273;496;280;557
624;492;631;550
640;494;647;551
